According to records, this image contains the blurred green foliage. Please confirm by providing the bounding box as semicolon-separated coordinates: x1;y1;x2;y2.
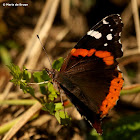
0;45;12;65
88;113;140;140
71;0;96;13
0;40;19;65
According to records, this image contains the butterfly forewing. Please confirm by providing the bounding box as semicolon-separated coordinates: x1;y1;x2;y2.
61;14;123;72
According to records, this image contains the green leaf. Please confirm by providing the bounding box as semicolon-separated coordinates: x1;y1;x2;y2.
19;81;33;94
48;91;57;101
7;63;22;80
26;86;34;96
20;82;28;93
55;111;71;125
39;85;47;95
55;103;64;111
47;82;58;101
59;111;71;125
23;69;31;82
10;79;20;86
52;57;64;71
33;71;44;83
33;70;50;83
54;111;61;123
55;111;61;123
43;102;55;115
41;70;50;81
47;82;54;92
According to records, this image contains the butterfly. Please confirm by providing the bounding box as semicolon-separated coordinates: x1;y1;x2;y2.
45;14;124;134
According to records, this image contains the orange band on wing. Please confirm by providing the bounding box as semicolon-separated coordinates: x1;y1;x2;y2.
99;72;123;118
87;49;96;56
103;56;114;65
95;51;114;65
71;49;114;65
95;51;111;58
71;48;96;57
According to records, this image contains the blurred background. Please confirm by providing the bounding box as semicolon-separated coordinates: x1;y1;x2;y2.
0;0;140;139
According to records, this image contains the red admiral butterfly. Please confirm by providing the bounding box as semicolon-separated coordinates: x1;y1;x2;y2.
46;14;124;134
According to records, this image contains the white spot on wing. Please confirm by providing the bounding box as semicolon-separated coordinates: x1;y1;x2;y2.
117;66;123;77
121;47;123;52
104;43;108;46
87;30;102;39
103;19;109;24
119;32;121;36
117;65;121;71
110;29;113;32
118;15;121;19
119;39;121;44
87;30;92;35
117;14;123;23
106;34;113;40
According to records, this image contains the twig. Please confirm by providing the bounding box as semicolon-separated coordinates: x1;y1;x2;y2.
28;81;49;85
2;102;42;140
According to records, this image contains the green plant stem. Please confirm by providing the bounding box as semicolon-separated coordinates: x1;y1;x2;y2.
0;99;37;105
121;84;140;95
0;113;38;135
0;117;21;135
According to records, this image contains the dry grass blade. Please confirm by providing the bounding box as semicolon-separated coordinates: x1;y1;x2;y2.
121;2;132;26
2;102;42;140
26;0;60;68
19;0;54;68
61;0;70;22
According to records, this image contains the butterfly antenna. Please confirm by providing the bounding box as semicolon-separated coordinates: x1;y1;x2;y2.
25;68;42;72
37;35;52;69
